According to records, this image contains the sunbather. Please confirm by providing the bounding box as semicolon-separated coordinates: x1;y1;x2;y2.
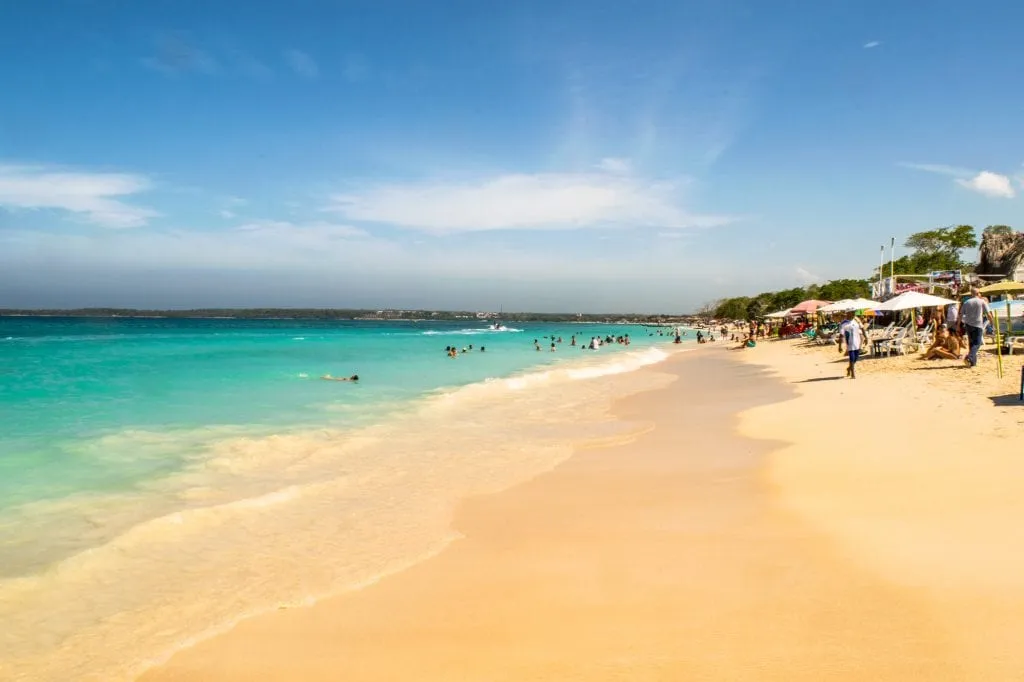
921;327;961;361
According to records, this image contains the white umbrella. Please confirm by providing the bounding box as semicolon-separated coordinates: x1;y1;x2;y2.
817;299;853;313
764;308;792;318
875;291;956;311
819;298;882;313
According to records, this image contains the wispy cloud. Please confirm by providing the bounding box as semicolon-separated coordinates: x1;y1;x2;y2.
143;35;219;76
956;171;1015;199
284;49;319;79
218;209;236;219
897;162;974;177
863;41;881;49
900;162;1016;198
0;164;158;228
235;220;367;240
327;170;733;234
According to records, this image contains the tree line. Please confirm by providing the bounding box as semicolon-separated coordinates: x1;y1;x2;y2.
707;225;1016;321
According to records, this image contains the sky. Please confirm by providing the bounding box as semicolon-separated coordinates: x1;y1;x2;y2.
3;0;1024;313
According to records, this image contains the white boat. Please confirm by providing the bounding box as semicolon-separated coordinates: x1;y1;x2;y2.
488;322;508;331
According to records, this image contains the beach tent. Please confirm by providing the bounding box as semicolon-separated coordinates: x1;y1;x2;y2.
875;291;956;311
819;298;882;313
979;281;1024;295
789;299;832;314
764;308;793;318
988;299;1024;316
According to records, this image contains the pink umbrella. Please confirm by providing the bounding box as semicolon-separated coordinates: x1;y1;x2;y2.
789;299;832;314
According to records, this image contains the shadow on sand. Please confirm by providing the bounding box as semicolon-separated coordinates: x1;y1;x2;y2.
989;394;1024;407
794;376;844;383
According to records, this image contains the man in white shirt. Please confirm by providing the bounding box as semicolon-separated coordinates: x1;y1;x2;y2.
945;303;959;334
837;311;866;379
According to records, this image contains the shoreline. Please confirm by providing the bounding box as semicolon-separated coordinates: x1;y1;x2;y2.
2;340;697;682
144;340;1024;681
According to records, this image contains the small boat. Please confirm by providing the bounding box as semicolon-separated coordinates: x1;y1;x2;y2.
488;322;508;331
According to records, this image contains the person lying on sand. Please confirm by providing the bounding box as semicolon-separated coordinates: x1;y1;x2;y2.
321;374;359;382
921;327;962;361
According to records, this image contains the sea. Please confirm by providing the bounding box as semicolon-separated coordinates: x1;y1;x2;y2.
0;316;690;681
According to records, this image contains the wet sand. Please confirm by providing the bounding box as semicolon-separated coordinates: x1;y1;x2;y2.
141;345;1001;681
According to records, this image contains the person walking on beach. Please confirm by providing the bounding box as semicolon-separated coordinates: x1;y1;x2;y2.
945;302;960;336
960;287;993;368
837;311;865;379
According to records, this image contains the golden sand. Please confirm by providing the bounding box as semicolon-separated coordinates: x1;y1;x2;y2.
141;341;1024;681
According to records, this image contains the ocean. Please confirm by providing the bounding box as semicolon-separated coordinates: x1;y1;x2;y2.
0;316;689;681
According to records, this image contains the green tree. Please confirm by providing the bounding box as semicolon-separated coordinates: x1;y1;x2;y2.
818;278;871;301
878;225;978;276
714;297;751;320
771;287;806;310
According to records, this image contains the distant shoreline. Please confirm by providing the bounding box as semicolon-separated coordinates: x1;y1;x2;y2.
0;309;695;324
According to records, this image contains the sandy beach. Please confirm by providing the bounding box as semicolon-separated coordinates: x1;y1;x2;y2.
142;340;1024;682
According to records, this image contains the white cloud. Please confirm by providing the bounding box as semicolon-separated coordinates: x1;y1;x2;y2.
327;172;732;234
900;162;1017;198
284;49;319;79
956;171;1015;199
0;164;158;228
218;209;236;219
863;41;881;49
596;157;632;174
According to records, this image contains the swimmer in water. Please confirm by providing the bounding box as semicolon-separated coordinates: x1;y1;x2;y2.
321;374;359;382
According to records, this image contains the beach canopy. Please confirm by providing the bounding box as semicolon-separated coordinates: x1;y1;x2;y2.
988;299;1024;316
789;299;832;314
764;308;793;318
875;291;956;311
979;281;1024;295
818;298;882;313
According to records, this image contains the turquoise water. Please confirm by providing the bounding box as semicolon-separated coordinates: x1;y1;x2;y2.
0;316;689;681
0;316;677;516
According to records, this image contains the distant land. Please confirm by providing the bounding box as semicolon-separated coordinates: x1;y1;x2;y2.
0;308;695;324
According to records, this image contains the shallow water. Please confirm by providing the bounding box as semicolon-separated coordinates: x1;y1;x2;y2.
0;316;690;681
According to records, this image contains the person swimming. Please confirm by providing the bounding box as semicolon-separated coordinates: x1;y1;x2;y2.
321;374;359;382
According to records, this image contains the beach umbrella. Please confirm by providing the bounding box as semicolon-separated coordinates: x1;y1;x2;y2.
764;308;793;318
789;299;832;314
875;291;956;311
819;298;883;313
979;281;1024;295
817;299;853;313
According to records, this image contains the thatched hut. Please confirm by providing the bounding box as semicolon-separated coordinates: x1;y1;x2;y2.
977;230;1024;282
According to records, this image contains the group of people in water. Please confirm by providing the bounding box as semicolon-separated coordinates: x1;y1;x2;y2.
531;333;632;352
445;344;485;357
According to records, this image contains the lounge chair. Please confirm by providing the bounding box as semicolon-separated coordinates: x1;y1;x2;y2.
875;327;910;356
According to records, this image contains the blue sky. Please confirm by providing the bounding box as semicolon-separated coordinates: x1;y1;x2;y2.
2;0;1024;312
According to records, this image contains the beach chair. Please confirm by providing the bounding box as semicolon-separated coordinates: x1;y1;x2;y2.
876;327;909;357
869;324;896;356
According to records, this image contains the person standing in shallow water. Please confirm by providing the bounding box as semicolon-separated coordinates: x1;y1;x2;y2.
837;311;865;379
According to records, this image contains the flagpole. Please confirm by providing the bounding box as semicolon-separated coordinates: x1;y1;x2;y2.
890;237;895;280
